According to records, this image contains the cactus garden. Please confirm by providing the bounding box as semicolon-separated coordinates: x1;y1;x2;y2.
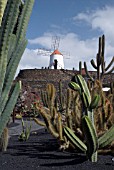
0;0;114;170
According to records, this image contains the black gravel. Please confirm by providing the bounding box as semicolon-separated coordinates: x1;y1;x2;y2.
0;128;114;170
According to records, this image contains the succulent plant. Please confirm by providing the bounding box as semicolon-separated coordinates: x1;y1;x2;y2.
0;0;34;137
79;35;114;83
64;74;114;162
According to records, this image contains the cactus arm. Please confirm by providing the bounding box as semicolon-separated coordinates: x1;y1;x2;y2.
58;113;63;141
7;34;16;63
82;115;98;161
82;92;90;108
5;38;27;81
91;151;98;162
59;80;64;111
37;107;59;138
90;59;97;69
64;126;87;152
15;0;35;43
77;75;91;105
101;35;105;75
0;82;20;136
68;81;81;92
105;56;114;72
98;125;114;148
79;61;82;75
89;94;100;110
1;39;27;112
104;66;114;75
33;117;46;127
84;62;94;82
0;0;13;45
0;0;8;26
101;35;105;57
0;0;21;93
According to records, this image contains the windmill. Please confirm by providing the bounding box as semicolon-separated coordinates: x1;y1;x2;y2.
37;36;70;69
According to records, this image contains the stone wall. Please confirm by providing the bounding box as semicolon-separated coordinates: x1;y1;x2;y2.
16;69;114;96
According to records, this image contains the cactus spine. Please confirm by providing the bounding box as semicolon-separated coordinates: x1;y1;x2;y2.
0;0;34;137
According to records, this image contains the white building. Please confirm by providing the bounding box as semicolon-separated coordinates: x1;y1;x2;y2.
49;49;64;69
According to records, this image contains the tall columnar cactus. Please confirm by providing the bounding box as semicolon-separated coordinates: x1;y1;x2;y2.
0;0;8;26
95;35;114;80
0;0;34;137
80;35;114;82
58;79;64;111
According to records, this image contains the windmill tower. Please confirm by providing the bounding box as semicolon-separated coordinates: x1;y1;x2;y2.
49;36;64;69
37;36;70;69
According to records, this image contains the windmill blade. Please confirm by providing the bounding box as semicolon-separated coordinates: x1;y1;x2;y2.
37;48;52;56
51;36;60;50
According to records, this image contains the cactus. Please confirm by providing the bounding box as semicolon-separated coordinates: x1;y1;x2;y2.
98;125;114;148
0;0;7;26
58;79;64;111
46;83;56;116
0;127;9;152
18;117;31;141
79;61;82;75
35;73;114;162
82;115;98;161
64;126;87;152
0;0;34;137
65;74;114;162
67;75;99;161
82;35;114;82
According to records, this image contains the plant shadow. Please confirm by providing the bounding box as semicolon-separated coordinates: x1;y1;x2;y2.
6;129;87;167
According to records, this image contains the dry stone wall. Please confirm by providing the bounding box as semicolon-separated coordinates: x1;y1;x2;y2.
16;69;114;96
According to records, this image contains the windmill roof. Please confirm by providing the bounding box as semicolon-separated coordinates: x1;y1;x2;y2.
50;49;63;56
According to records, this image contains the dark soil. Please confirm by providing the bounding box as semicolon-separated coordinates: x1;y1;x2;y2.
0;128;114;170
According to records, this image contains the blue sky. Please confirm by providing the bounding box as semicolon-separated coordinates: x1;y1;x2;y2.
17;0;114;74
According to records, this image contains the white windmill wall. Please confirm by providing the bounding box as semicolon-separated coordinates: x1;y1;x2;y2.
49;53;64;69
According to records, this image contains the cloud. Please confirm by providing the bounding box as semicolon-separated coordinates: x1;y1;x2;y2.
73;6;114;44
28;32;52;49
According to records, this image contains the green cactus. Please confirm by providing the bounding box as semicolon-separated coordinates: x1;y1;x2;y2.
82;115;98;161
0;0;7;26
66;74;114;162
40;90;48;108
18;117;31;141
78;35;114;87
0;0;34;137
79;61;82;75
72;92;82;129
64;126;87;152
98;124;114;148
59;79;63;111
82;35;114;82
67;75;99;161
64;115;98;162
